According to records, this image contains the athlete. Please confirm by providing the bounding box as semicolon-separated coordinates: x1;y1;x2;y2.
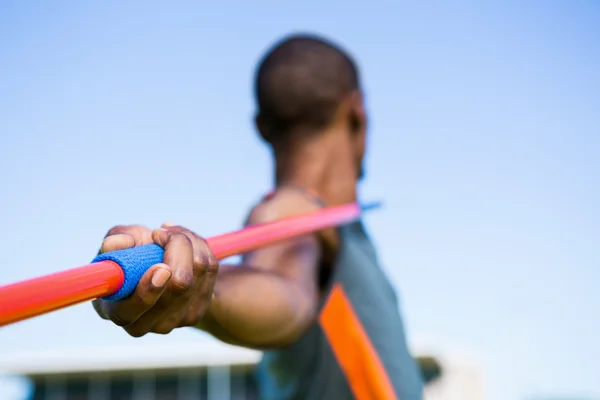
93;33;424;399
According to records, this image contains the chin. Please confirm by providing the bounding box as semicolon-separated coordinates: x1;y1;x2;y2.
358;165;366;181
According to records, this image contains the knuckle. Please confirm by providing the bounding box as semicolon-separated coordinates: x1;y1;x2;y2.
170;273;194;293
192;249;208;271
173;231;193;245
106;225;151;246
192;238;218;273
169;231;193;252
92;300;109;320
124;326;147;338
181;313;199;327
205;257;219;274
207;251;219;271
109;313;131;327
154;326;173;335
106;225;129;237
204;259;219;274
191;245;206;267
153;322;175;335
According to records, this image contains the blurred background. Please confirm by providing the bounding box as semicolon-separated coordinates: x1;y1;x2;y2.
0;1;598;399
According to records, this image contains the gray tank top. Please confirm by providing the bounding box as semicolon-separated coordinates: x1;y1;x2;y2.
255;218;424;399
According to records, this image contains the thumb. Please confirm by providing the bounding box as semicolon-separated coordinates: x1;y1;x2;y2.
149;263;172;290
105;263;172;327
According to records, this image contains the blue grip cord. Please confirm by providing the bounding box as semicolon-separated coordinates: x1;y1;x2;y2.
92;244;165;301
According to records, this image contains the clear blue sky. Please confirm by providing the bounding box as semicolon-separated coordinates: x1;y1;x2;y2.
0;1;598;399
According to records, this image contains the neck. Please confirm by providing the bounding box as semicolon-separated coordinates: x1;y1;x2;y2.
273;130;358;206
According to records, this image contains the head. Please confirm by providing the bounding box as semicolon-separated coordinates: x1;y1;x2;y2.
254;33;367;179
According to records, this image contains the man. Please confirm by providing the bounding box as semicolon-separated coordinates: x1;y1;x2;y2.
93;33;424;399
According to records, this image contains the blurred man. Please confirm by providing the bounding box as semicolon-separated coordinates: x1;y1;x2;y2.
93;33;424;399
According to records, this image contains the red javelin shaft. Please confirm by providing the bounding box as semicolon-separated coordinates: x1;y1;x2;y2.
0;202;380;328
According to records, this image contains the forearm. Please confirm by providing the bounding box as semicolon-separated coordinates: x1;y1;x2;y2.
195;264;317;349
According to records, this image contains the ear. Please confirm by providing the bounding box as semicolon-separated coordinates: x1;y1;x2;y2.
346;91;367;178
348;91;367;137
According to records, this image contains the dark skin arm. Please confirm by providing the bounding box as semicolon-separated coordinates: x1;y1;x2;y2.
93;189;323;348
197;190;324;348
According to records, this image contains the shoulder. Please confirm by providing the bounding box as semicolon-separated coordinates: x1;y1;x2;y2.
241;188;324;284
246;187;324;226
245;187;339;266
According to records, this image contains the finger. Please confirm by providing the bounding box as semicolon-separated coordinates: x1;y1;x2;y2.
187;237;219;323
193;236;219;275
154;226;218;325
106;263;172;326
151;319;178;335
92;299;110;320
155;225;219;275
185;267;218;324
126;307;180;336
125;319;176;337
152;229;195;294
119;280;181;337
101;225;153;253
156;226;203;266
101;234;135;253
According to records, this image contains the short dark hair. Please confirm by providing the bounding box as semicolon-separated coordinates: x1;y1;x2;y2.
254;33;360;142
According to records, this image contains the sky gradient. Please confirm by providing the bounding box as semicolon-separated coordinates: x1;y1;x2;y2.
0;1;599;399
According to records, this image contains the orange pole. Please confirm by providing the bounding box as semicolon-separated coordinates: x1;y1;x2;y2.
0;202;380;327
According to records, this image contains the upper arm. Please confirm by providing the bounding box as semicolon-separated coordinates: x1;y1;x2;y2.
241;188;324;301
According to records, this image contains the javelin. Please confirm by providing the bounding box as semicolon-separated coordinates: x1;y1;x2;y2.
0;201;381;328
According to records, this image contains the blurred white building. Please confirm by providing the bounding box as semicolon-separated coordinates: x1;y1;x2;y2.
0;339;484;399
